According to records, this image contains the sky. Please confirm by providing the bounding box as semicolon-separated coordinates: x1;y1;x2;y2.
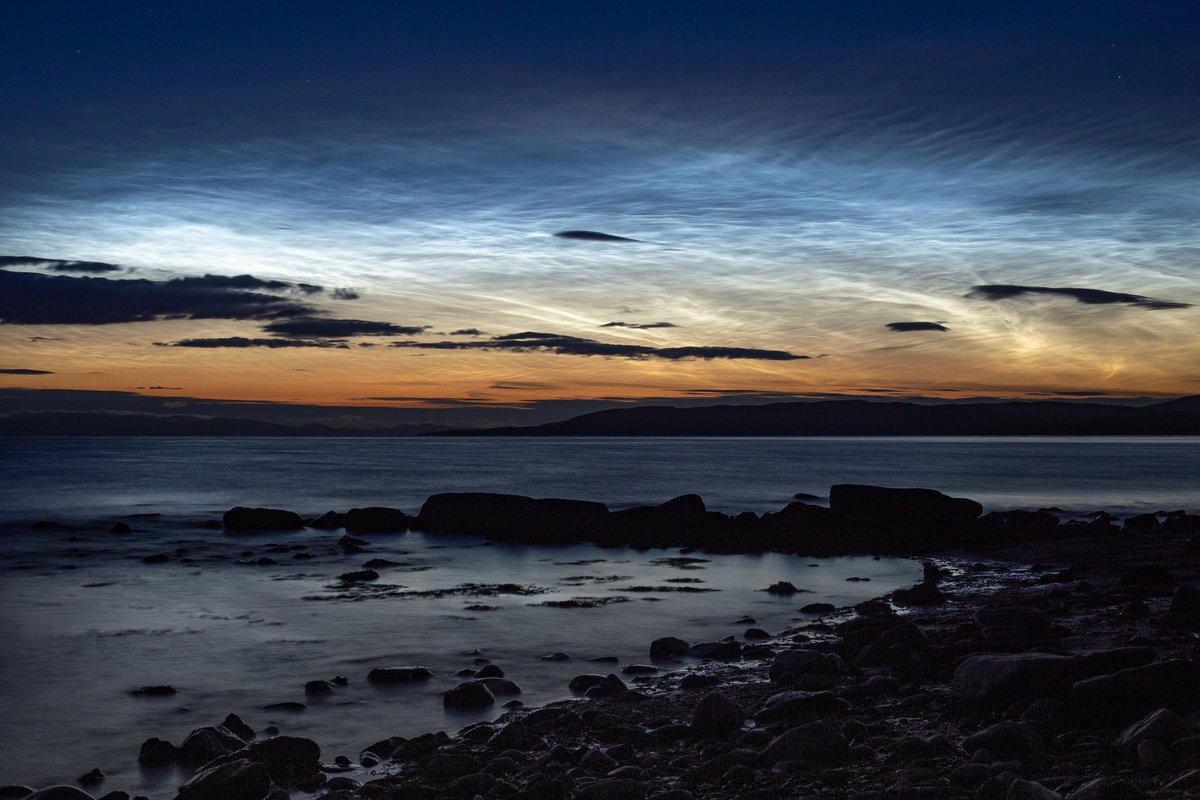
1;2;1198;425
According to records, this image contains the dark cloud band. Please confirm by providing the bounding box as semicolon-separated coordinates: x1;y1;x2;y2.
600;321;678;329
0;256;121;273
0;368;54;374
159;337;349;349
262;317;429;338
0;269;314;325
971;284;1191;311
390;331;807;361
886;322;949;332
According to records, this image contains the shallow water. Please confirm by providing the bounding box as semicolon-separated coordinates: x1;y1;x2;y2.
0;522;913;795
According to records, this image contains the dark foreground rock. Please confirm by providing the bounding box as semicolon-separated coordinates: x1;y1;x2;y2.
221;507;303;532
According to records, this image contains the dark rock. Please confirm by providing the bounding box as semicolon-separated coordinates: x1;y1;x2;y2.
23;789;95;800
361;736;406;760
569;674;605;693
952;652;1079;707
109;522;131;534
175;757;271;800
338;569;379;582
206;736;320;788
765;581;800;595
488;719;531;749
260;701;305;712
221;714;254;741
680;674;721;690
344;507;409;533
477;677;521;696
310;511;345;529
367;666;433;684
540;652;570;661
744;627;770;640
1072;660;1200;724
761;721;848;766
1164;769;1200;791
1067;777;1143;800
425;753;482;779
1112;708;1190;752
443;681;495;709
1170;586;1200;616
974;606;1053;644
621;664;657;675
769;649;841;681
753;690;850;722
829;484;981;538
304;680;335;696
1119;565;1174;587
575;779;646;800
686;640;742;660
0;787;34;799
962;720;1042;758
141;554;169;564
76;770;103;787
222;507;304;532
691;692;745;736
416;493;610;543
138;737;178;767
177;725;246;768
649;636;689;659
891;580;945;606
1006;778;1062;800
129;685;176;697
585;673;628;699
801;602;835;613
475;664;504;678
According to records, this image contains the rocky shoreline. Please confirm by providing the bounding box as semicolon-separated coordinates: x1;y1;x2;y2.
7;486;1200;800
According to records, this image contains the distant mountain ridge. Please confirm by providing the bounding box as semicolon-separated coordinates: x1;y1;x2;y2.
439;397;1200;436
0;410;449;437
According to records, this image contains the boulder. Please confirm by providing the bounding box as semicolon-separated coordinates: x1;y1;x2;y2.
962;720;1043;758
138;737;178;766
367;666;433;684
649;636;689;660
1118;565;1174;586
585;673;628;699
753;690;850;722
174;758;271;800
1072;660;1200;724
1112;708;1190;752
953;653;1079;707
761;721;848;766
1170;586;1200;616
310;511;344;529
769;649;841;681
691;692;745;736
200;737;321;790
416;493;610;543
221;507;303;532
891;581;945;606
344;507;409;533
24;789;95;800
220;714;254;741
477;677;521;696
177;725;246;768
687;640;742;661
339;570;379;582
974;606;1053;645
569;674;606;693
443;681;495;709
829;484;982;535
1067;777;1143;800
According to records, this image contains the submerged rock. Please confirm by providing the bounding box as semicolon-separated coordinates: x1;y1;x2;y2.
367;666;433;684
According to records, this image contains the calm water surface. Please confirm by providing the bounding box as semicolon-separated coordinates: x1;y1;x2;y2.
0;436;1196;796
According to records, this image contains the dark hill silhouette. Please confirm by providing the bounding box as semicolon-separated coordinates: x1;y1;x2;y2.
0;411;449;436
437;397;1200;437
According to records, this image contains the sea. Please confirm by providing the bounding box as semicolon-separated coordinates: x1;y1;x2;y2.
0;435;1196;796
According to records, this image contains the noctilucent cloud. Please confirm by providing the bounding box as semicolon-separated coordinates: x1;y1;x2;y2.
1;2;1197;411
